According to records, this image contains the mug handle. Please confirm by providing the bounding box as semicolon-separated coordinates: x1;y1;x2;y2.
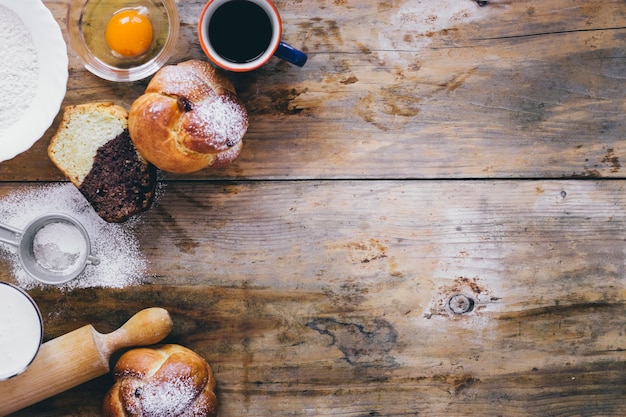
275;42;307;67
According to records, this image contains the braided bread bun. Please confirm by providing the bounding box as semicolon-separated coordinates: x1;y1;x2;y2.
103;344;217;417
128;60;248;173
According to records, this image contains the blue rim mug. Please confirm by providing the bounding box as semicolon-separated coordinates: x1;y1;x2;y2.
198;0;307;72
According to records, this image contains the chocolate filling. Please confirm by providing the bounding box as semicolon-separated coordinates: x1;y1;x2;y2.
80;130;157;223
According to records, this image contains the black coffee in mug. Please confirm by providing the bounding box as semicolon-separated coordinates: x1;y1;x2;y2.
208;0;274;63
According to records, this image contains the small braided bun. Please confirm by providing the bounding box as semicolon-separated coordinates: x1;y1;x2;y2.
129;59;248;173
103;344;217;417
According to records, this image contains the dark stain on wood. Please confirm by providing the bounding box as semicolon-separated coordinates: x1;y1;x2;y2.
267;88;308;115
602;148;621;173
356;86;421;130
356;42;372;55
438;67;477;92
344;238;388;264
572;169;602;178
299;17;343;49
423;27;459;38
377;0;394;13
175;239;200;254
306;318;398;366
340;75;359;85
497;301;616;321
323;284;369;312
495;301;624;353
444;374;481;395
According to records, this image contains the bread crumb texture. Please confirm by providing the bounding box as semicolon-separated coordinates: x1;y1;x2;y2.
49;103;127;185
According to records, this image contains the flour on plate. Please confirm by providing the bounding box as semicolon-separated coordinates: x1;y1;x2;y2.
0;5;39;135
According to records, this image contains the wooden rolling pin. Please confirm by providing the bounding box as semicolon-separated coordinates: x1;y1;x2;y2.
0;307;173;416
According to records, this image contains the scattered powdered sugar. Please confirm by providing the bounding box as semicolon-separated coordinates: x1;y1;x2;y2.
376;0;494;64
0;5;39;134
0;183;148;290
140;377;199;416
32;222;87;273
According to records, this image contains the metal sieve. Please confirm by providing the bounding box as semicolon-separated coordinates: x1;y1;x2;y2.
0;213;100;285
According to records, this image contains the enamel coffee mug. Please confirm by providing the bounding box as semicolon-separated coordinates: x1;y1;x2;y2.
199;0;307;71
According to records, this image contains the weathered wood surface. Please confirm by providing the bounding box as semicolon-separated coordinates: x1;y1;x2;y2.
0;0;625;180
1;180;624;416
0;0;624;416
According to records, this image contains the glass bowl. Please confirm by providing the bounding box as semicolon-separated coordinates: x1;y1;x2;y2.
67;0;179;82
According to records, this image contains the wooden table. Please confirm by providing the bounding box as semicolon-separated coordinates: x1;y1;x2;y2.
1;0;625;415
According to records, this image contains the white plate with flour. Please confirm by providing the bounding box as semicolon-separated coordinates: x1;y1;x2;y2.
0;0;68;163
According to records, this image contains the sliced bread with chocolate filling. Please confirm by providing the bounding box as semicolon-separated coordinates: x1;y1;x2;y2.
48;102;157;223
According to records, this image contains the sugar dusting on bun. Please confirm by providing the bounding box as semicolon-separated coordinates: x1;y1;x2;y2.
103;344;218;417
129;60;248;173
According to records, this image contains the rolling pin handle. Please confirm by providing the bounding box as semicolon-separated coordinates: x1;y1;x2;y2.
102;307;173;354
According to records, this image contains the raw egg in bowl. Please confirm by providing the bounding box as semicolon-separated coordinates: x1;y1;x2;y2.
68;0;179;82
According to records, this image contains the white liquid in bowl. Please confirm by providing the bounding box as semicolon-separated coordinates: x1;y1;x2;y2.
0;282;42;380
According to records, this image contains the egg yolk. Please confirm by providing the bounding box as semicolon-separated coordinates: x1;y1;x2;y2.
105;9;153;57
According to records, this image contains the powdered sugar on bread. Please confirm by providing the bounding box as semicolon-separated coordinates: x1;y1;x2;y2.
129;60;248;173
139;376;199;417
103;344;218;417
182;93;247;153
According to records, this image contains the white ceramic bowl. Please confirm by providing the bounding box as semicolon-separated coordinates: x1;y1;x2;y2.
0;0;68;163
0;282;43;380
67;0;179;82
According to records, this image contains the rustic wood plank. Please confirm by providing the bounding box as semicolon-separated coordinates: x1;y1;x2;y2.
1;0;624;180
1;0;624;416
1;179;623;416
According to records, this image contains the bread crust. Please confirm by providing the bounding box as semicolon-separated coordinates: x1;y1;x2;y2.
103;344;218;417
129;60;248;173
49;102;129;186
48;102;156;223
